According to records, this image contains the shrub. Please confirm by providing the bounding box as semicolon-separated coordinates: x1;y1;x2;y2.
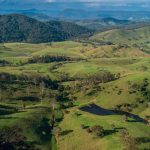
86;127;92;133
90;125;105;137
121;130;138;150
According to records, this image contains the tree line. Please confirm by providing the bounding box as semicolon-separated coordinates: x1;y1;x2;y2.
0;72;58;89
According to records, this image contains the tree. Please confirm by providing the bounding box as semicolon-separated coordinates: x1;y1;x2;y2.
145;115;150;126
90;125;104;137
116;73;121;79
116;103;132;122
0;87;2;102
0;125;28;150
39;81;45;104
122;105;132;122
111;123;116;131
121;130;138;150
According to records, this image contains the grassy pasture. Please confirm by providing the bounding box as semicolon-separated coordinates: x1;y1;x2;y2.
58;108;150;150
0;41;150;150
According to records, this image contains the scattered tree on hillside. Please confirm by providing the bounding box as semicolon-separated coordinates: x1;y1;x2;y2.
121;130;138;150
0;125;36;150
114;103;133;121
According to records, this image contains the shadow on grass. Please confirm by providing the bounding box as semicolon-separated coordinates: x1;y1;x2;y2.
128;119;142;123
114;127;126;130
135;137;150;144
0;116;19;119
104;129;118;136
61;130;73;136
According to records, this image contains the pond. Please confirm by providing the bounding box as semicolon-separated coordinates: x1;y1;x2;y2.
79;103;146;123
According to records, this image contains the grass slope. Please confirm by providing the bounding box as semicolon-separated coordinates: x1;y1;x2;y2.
90;26;150;51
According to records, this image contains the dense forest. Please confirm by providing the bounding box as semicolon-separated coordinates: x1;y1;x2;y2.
0;14;93;43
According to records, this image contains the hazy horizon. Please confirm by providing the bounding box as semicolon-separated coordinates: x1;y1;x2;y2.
0;0;150;11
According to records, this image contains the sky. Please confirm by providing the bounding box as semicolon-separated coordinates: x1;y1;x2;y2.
46;0;150;10
0;0;150;11
1;0;150;4
45;0;150;3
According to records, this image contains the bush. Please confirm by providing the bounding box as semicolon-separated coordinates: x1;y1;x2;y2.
121;130;138;150
90;125;105;137
86;127;92;133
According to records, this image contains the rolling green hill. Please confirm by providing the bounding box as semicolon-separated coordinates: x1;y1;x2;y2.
90;26;150;52
0;41;150;150
0;14;92;43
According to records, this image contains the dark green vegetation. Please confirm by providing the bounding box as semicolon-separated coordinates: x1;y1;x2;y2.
0;14;92;43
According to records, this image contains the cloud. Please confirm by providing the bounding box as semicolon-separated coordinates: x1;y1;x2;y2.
46;0;150;2
45;0;150;7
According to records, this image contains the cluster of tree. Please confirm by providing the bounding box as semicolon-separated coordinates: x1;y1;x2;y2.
0;104;18;115
77;39;113;46
81;71;120;87
140;78;149;97
88;71;119;83
114;103;133;121
0;14;93;43
56;85;73;102
58;72;78;82
120;130;138;150
0;72;58;89
28;55;82;64
86;125;105;137
0;60;10;66
0;125;38;150
129;78;150;99
68;72;120;93
0;72;17;82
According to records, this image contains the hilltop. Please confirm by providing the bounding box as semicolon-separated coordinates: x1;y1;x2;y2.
90;26;150;48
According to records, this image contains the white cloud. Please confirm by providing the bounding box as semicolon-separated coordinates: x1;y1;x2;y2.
46;0;150;2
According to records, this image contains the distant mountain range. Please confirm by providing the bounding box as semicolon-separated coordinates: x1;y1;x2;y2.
0;14;92;43
1;9;150;21
73;18;131;30
0;1;150;20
